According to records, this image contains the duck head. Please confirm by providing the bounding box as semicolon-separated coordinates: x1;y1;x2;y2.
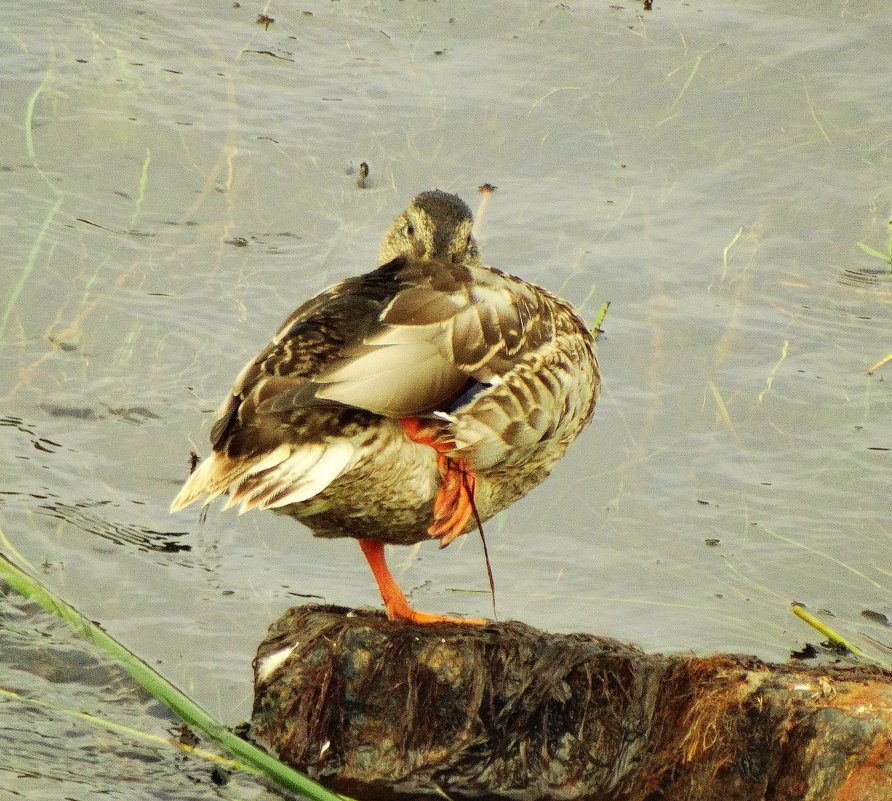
379;190;481;267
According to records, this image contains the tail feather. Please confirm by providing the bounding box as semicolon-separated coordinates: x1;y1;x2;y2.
169;445;289;512
169;441;356;515
169;454;230;512
261;440;356;510
223;444;325;512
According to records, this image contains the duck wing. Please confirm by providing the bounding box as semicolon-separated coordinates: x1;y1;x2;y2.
312;257;545;416
171;258;411;512
313;256;598;471
172;255;591;512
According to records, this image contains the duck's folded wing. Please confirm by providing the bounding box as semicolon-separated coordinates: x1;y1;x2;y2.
310;262;598;472
313;263;546;418
445;338;599;470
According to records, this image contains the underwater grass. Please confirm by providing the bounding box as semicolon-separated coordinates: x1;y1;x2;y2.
1;66;64;343
0;685;246;773
859;213;892;374
856;213;892;268
0;532;345;801
866;353;892;375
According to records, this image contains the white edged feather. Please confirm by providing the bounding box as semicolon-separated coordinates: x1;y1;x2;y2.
224;444;325;512
263;440;358;509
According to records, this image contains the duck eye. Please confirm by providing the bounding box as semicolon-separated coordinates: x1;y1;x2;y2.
404;222;415;237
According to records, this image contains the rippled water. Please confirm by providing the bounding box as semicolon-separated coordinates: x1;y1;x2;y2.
2;0;890;797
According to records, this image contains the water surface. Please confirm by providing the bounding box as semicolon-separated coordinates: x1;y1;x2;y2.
1;1;890;797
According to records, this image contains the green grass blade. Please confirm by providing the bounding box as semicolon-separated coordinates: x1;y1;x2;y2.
591;300;610;337
0;541;345;801
856;241;890;264
790;602;870;659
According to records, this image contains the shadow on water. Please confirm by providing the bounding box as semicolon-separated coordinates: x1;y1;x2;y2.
36;498;192;554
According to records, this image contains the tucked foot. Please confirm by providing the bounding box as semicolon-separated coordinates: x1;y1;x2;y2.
399;417;478;546
429;453;476;545
358;539;487;626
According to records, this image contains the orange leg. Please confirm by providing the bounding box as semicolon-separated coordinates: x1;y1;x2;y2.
358;539;486;625
399;417;477;546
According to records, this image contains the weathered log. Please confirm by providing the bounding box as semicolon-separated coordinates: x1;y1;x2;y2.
249;605;892;801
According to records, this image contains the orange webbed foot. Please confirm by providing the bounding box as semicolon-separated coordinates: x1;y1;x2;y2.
388;604;487;626
429;454;476;546
358;539;487;626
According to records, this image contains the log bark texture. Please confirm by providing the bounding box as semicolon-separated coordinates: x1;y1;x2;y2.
249;605;892;801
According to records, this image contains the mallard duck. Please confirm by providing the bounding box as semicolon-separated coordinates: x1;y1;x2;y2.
171;190;600;624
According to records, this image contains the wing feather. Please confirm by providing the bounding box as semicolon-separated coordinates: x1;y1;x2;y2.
308;259;552;418
172;254;594;513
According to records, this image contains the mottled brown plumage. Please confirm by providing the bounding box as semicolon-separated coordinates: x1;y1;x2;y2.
171;190;600;624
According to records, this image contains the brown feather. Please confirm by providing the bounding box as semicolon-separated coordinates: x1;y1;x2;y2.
171;190;600;551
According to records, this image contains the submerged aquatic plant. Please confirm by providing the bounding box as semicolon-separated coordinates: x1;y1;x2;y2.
859;212;892;374
856;214;892;268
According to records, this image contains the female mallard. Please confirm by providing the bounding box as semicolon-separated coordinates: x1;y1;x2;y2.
171;190;600;624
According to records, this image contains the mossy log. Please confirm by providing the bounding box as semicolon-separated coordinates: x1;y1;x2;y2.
249;605;892;801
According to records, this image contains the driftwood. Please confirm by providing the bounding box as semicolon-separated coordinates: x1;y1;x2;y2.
249;605;892;801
